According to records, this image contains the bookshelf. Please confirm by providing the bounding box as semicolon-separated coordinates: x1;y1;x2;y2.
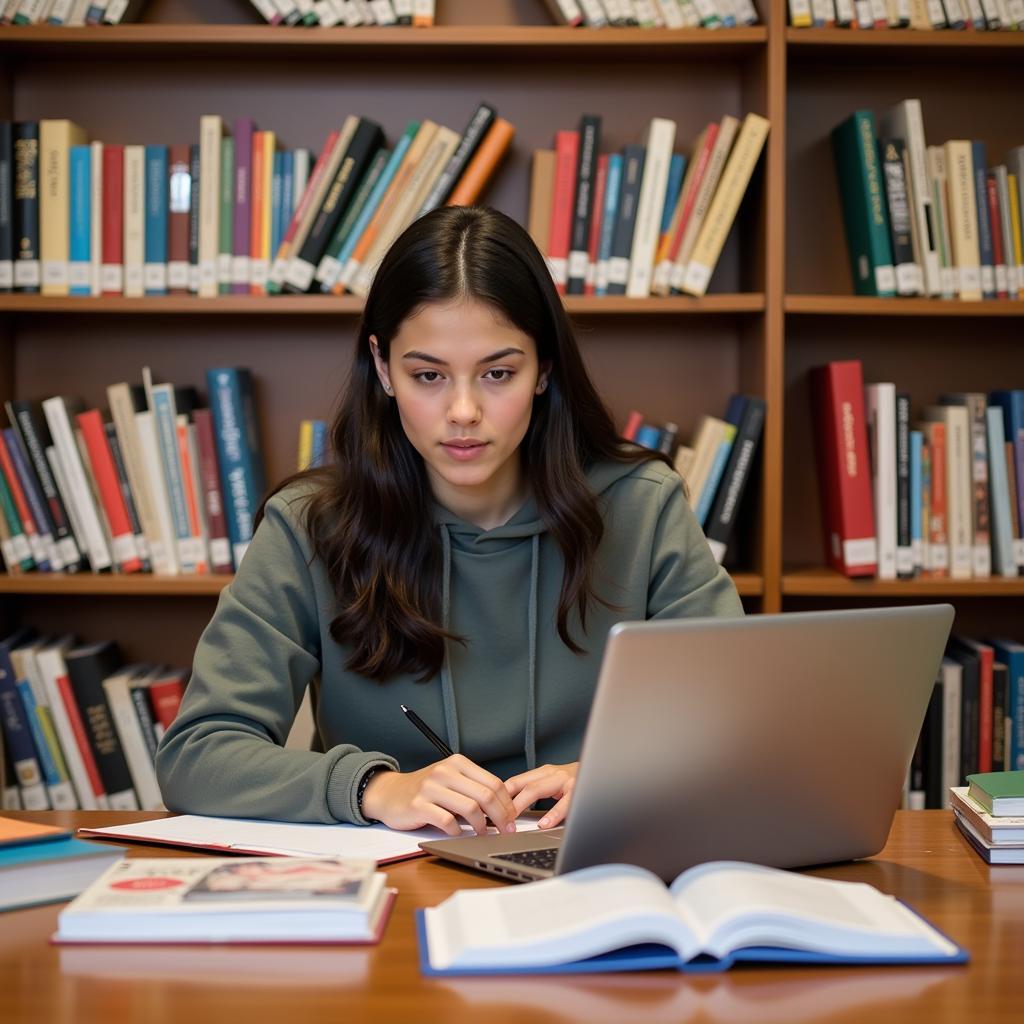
0;0;1021;667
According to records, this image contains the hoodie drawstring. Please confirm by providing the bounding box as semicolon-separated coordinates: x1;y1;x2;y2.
438;525;541;772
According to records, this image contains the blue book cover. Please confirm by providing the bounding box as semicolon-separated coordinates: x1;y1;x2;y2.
988;390;1024;537
332;122;418;283
606;144;646;296
144;144;169;295
595;153;622;296
147;384;193;568
279;150;294;259
270;149;285;261
660;153;686;240
910;429;923;569
3;427;54;570
985;408;1017;577
695;424;737;527
207;367;267;569
972;141;995;299
68;145;92;296
0;628;48;809
14;678;62;790
989;640;1024;772
310;419;328;468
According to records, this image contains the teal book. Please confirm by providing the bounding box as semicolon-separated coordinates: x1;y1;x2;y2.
418;861;967;976
68;145;92;296
967;770;1024;816
144;144;169;295
0;837;125;912
831;111;896;297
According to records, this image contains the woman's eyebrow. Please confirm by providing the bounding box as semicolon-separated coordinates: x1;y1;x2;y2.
401;347;526;366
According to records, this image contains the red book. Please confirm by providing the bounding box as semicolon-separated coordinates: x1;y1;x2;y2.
547;130;579;295
168;144;191;295
665;121;719;265
0;431;41;555
622;409;644;442
149;671;187;733
249;131;266;296
986;174;1007;299
76;409;143;573
925;421;948;579
101;144;124;295
55;672;108;807
811;361;877;577
193;408;233;574
584;154;608;297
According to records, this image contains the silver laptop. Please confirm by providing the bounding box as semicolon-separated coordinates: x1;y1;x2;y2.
419;604;954;883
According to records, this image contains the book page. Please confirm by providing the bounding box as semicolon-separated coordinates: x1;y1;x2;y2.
425;863;696;971
670;862;958;960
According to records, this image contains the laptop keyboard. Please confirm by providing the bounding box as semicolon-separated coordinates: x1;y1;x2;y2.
493;847;559;872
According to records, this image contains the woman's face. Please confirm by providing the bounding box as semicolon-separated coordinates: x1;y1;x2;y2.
370;298;550;525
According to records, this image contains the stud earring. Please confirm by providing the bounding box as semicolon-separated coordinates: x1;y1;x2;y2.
382;383;393;395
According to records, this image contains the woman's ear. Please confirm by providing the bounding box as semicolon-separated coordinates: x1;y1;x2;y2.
536;360;553;395
369;336;394;396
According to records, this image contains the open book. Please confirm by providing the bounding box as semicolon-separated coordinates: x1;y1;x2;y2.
418;861;967;975
54;857;394;945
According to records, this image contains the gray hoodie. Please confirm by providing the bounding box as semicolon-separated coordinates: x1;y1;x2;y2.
155;458;743;824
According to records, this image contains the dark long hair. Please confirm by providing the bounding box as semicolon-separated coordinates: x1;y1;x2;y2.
265;206;667;682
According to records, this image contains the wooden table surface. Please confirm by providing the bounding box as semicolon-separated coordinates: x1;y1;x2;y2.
0;809;1021;1024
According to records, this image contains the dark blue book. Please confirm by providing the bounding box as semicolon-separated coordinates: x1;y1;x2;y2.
972;141;995;299
12;121;39;293
605;144;645;296
0;627;47;810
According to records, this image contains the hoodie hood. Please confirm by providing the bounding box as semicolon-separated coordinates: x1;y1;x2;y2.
431;458;647;772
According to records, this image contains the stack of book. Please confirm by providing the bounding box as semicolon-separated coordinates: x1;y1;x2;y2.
1;364;265;577
951;771;1024;863
543;0;759;27
812;360;1024;581
1;627;187;812
0;1;147;24
0;103;511;299
624;394;765;564
790;0;1024;30
528;111;768;299
907;636;1023;809
247;0;435;26
0;815;125;912
833;100;1024;300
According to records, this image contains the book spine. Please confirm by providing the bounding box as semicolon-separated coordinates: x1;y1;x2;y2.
910;429;923;573
176;417;208;575
2;427;57;569
606;144;645;296
40;120;85;296
879;138;924;296
0;646;49;808
100;143;124;295
584;154;608;297
0;429;47;569
694;424;736;527
187;143;201;294
987;173;1008;300
972;141;996;299
122;144;145;298
704;397;766;564
927;145;958;299
149;387;197;573
143;144;169;296
567;115;601;296
925;420;948;577
0;122;12;292
944;140;981;300
627;117;676;299
986;407;1017;577
231;118;254;295
945;405;973;580
443;117;515;209
994;167;1020;299
866;383;898;580
896;392;914;578
133;410;180;576
104;421;149;570
129;682;160;763
103;675;162;810
14;676;77;808
418;102;496;216
547;129;579;295
198;115;223;298
68;144;91;296
965;394;991;578
193;408;233;574
595;153;622;297
148;677;184;733
13;121;40;293
0;461;33;571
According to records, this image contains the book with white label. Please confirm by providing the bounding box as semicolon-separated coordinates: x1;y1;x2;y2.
419;861;966;975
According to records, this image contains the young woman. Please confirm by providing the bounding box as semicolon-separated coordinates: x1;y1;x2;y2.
156;206;743;837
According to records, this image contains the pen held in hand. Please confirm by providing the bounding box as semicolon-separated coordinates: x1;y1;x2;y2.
400;703;455;759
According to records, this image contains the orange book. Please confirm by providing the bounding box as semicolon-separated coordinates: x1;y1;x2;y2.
0;816;69;848
925;421;948;579
249;131;266;295
446;118;515;208
176;419;208;575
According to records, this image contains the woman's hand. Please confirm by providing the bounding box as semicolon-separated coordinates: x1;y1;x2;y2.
504;762;579;829
360;755;519;837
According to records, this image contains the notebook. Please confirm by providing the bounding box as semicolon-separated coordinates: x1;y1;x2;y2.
417;860;968;975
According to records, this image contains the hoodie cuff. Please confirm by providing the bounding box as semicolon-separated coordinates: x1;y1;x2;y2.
326;751;400;825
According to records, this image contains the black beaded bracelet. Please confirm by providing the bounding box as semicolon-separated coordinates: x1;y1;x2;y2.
356;765;387;824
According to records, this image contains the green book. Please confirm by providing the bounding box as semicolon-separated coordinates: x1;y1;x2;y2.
831;111;896;298
219;136;235;296
967;771;1024;817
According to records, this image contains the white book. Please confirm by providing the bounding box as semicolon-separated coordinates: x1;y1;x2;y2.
865;383;897;580
198;115;224;299
422;861;962;974
943;140;982;301
47;0;73;23
45;445;89;571
102;668;164;811
122;145;145;298
36;640;107;811
88;141;103;295
626;117;676;298
67;0;90;22
313;0;340;24
249;0;278;20
41;397;113;573
369;0;396;23
656;0;684;25
940;659;962;810
985;407;1017;578
993;166;1019;298
878;100;941;297
133;410;181;578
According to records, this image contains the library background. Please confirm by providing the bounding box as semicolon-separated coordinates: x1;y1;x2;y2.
1;0;1023;819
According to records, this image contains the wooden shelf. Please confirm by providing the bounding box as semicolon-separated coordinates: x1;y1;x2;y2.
0;574;231;597
0;25;767;59
785;295;1024;317
783;568;1024;598
0;294;765;316
786;26;1024;57
730;573;763;597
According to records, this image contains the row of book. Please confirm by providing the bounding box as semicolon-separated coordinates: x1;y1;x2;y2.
543;0;759;27
813;360;1024;580
906;635;1024;811
529;112;769;300
0;366;267;577
790;0;1024;29
833;99;1024;300
1;104;512;298
623;394;766;564
247;0;436;25
0;0;142;23
0;627;187;812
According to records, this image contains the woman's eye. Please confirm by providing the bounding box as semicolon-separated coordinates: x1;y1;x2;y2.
485;369;513;383
414;371;442;383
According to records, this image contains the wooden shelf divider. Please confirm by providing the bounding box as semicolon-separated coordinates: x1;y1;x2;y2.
782;568;1024;598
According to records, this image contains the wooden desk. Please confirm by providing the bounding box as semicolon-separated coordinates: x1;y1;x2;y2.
0;809;1020;1024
